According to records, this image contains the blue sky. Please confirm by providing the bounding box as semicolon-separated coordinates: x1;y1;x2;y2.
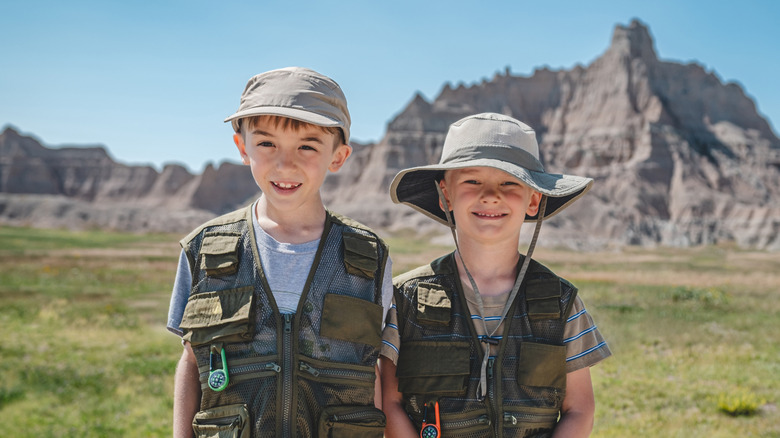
2;0;778;172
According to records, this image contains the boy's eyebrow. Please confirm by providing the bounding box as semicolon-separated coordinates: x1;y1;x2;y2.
299;135;325;144
250;129;326;144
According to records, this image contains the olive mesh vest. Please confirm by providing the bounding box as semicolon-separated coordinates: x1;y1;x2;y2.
179;206;388;437
393;252;577;438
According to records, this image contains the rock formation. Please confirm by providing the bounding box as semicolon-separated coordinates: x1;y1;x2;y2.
3;20;779;249
0;127;259;232
327;20;780;250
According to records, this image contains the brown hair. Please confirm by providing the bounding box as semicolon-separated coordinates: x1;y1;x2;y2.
239;115;346;148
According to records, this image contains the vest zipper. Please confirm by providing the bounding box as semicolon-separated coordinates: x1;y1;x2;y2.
503;411;559;426
298;360;375;383
442;414;491;430
327;408;385;423
231;361;281;375
486;356;498;436
282;313;293;437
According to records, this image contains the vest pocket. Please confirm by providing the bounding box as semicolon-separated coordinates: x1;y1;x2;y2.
318;405;386;438
525;277;562;320
179;286;255;347
320;294;382;347
192;403;250;438
416;283;451;325
516;342;566;389
502;408;558;435
342;232;379;279
200;232;241;277
396;341;470;395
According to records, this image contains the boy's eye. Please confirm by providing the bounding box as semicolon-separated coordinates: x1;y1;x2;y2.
300;145;318;151
258;141;274;148
464;179;479;185
502;181;519;186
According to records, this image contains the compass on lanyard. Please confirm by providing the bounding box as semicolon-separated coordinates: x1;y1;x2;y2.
208;346;229;392
420;401;441;438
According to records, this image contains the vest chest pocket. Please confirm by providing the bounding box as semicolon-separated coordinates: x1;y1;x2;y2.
342;232;379;279
516;342;566;389
416;283;452;326
179;286;255;347
200;232;242;277
320;294;383;347
526;277;562;320
396;341;470;396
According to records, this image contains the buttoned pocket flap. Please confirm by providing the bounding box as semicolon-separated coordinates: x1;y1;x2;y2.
179;286;254;347
416;283;452;326
200;232;241;277
343;232;378;279
192;404;250;438
526;278;562;319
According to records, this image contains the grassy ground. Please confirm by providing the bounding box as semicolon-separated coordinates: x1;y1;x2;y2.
0;226;777;436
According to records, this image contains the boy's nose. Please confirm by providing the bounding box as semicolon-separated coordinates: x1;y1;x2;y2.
275;150;295;169
480;186;500;202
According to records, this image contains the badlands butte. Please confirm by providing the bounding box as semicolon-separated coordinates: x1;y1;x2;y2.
2;20;779;250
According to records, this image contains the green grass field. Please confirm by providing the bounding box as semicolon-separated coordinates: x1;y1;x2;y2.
0;226;777;437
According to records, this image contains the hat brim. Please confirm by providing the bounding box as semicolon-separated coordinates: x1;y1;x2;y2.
390;159;593;225
225;106;346;139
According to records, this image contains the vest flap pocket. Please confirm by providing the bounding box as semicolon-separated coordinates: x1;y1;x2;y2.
343;232;378;279
180;286;254;347
321;294;382;346
192;403;249;438
416;283;451;325
517;342;566;389
318;405;386;438
200;232;241;277
526;277;562;319
397;341;469;395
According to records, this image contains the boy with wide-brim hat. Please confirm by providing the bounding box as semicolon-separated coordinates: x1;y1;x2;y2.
380;113;611;437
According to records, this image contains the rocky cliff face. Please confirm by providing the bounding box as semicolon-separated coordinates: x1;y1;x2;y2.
327;20;780;250
3;20;779;249
0;127;259;232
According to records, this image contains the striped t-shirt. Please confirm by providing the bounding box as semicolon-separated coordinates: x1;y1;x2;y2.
380;282;610;373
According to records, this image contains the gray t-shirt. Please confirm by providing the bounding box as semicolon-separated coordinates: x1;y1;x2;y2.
167;208;393;336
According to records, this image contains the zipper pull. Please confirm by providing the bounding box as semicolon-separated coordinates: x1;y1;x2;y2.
504;413;517;425
299;362;320;377
486;357;495;380
265;362;281;373
284;313;292;333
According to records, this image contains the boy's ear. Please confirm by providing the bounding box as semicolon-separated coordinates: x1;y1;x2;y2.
233;133;249;164
328;143;352;172
525;191;543;216
438;179;453;212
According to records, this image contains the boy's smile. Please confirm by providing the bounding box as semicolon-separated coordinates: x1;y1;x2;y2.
440;167;541;245
234;117;350;223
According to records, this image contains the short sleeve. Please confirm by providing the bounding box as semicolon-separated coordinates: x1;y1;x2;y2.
563;295;611;372
379;295;401;365
166;249;193;337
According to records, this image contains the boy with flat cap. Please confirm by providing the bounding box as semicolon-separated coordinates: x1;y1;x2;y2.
167;67;392;437
380;113;611;437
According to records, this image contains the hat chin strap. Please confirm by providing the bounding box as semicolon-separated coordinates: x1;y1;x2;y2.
435;181;547;400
